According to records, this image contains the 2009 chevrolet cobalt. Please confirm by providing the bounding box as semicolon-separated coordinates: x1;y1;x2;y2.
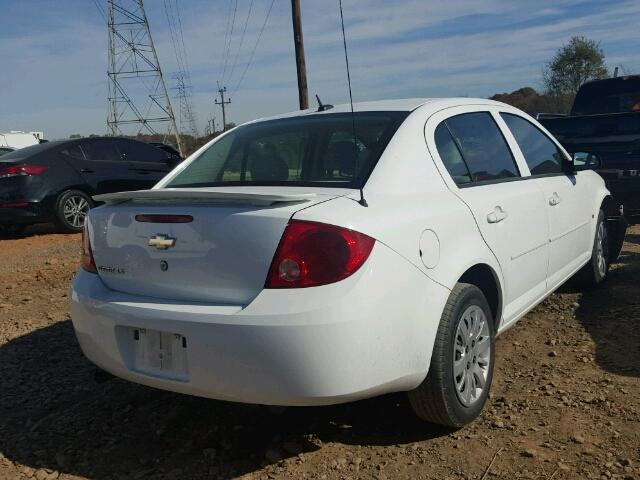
71;98;611;427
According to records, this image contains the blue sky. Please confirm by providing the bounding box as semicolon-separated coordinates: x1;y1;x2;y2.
1;0;639;139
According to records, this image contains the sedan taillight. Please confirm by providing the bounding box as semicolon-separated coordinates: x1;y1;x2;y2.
265;220;375;288
0;164;48;179
81;223;97;273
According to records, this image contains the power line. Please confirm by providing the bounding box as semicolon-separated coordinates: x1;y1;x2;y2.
173;0;191;72
226;0;255;86
164;1;186;72
231;0;277;96
221;0;239;85
92;0;107;22
221;0;234;74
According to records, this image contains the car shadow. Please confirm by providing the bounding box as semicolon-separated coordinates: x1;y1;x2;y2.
0;321;449;479
0;223;66;240
571;233;640;378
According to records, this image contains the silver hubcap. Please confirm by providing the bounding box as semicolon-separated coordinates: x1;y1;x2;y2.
63;195;89;228
453;305;491;407
595;221;608;277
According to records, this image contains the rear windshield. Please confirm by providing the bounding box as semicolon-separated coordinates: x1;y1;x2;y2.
572;77;640;115
167;112;408;189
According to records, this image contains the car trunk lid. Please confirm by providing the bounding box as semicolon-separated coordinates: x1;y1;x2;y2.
87;187;347;304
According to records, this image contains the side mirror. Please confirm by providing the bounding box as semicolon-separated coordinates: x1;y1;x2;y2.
572;152;602;171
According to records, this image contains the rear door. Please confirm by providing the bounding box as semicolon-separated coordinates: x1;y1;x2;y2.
427;108;550;322
68;138;134;194
116;138;176;189
499;113;592;288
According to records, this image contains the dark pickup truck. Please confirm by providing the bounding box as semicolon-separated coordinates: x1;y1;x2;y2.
540;76;640;229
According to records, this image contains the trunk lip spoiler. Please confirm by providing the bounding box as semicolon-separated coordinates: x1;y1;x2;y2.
93;189;317;206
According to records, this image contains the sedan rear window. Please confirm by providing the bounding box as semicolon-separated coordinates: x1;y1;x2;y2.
167;112;408;188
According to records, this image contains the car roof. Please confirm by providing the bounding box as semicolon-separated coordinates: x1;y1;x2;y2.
248;98;510;124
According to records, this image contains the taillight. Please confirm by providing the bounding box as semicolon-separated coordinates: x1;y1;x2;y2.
0;164;48;179
265;220;375;288
81;223;97;273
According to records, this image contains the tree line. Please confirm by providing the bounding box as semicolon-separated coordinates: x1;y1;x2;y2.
491;36;617;115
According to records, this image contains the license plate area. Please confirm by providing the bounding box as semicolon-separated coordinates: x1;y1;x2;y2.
116;326;189;382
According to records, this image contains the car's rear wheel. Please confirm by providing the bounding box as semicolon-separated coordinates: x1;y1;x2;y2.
409;283;495;428
576;209;609;288
55;190;93;233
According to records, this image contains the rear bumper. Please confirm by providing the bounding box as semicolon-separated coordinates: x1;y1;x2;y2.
70;243;450;406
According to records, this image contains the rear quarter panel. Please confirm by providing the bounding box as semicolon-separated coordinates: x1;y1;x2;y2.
294;103;505;315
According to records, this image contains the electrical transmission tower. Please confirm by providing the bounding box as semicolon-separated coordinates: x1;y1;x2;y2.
164;0;199;139
173;72;199;138
107;0;184;156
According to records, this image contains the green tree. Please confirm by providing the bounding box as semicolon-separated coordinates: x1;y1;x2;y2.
543;36;608;112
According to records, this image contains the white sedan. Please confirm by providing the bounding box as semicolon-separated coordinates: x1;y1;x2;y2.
71;98;612;427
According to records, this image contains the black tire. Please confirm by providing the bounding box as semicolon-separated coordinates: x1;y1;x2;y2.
607;219;627;264
408;283;496;428
575;209;609;288
54;190;93;233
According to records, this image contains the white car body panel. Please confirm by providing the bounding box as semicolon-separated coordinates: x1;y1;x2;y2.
88;188;347;304
71;97;610;406
71;240;449;405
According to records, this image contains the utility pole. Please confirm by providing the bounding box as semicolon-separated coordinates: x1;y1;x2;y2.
215;86;231;130
291;0;308;110
205;117;217;136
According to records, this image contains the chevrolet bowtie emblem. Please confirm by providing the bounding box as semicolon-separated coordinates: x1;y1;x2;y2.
148;234;176;250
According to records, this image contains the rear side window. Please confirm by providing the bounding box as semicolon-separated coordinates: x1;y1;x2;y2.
59;144;85;160
435;112;519;185
81;139;121;162
434;124;472;185
118;139;168;163
501;113;563;175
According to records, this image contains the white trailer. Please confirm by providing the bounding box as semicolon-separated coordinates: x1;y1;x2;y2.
0;131;44;149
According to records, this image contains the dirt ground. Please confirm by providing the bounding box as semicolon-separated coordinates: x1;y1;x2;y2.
0;224;638;480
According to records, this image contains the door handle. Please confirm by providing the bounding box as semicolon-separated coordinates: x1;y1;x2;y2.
549;192;561;206
80;168;94;173
487;206;508;224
